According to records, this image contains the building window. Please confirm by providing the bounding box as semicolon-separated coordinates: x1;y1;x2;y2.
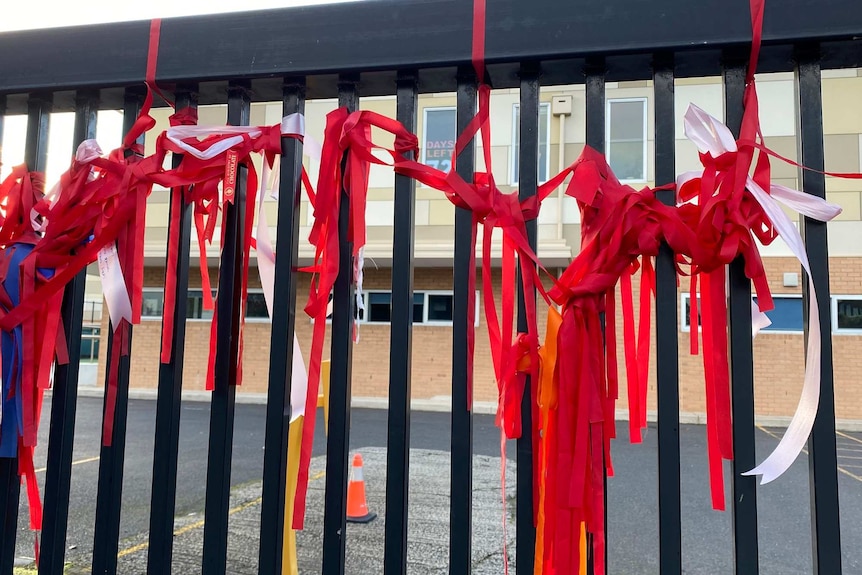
142;290;165;319
365;291;458;324
511;102;551;185
427;293;454;322
185;290;216;320
326;290;477;326
681;293;803;333
606;98;647;182
80;326;100;362
422;107;456;172
325;292;364;322
245;292;270;321
412;293;425;323
82;299;103;324
833;296;862;333
141;288;269;321
367;292;392;323
681;294;701;332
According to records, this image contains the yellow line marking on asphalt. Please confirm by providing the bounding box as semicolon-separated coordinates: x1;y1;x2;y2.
836;430;862;445
757;425;862;483
116;469;327;559
34;455;100;474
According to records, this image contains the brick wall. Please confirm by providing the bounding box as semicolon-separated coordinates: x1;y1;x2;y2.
100;257;862;420
610;256;862;421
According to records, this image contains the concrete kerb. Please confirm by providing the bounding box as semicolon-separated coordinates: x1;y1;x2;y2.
56;386;862;432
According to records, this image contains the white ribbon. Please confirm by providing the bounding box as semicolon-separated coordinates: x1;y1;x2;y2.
165;113;321;162
680;104;842;483
166;126;263;160
97;243;133;326
354;247;365;342
62;139;135;328
166;115;323;419
252;115;317;421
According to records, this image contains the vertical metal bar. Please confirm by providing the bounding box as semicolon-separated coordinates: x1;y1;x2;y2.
722;56;760;575
39;89;99;575
584;58;606;573
91;87;144;575
0;93;6;575
652;52;683;575
516;61;540;575
147;85;198;575
258;77;306;575
0;92;51;575
383;69;418;575
585;61;606;152
0;96;8;575
0;93;11;575
0;91;5;571
201;80;251;575
448;66;476;575
794;44;842;575
321;73;359;575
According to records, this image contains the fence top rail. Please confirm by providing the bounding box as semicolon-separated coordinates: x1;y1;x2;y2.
0;0;861;107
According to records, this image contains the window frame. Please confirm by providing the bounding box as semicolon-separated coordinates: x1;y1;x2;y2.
420;106;457;179
326;289;480;327
680;292;804;335
605;97;648;183
832;295;862;334
510;102;552;186
243;290;271;323
141;287;166;321
140;287;270;322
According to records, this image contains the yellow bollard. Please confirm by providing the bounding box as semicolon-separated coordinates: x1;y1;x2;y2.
283;359;331;574
282;417;303;575
317;360;331;433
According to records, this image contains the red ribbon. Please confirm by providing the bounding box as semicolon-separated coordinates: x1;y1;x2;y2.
152;124;287;392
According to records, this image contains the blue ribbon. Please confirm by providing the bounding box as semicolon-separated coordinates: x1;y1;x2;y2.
0;244;54;458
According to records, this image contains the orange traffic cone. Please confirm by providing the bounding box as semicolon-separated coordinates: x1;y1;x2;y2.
346;453;377;523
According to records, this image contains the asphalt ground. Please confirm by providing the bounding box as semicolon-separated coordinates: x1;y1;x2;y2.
12;397;862;574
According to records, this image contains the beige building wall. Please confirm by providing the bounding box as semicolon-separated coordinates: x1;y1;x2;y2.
91;71;862;421
107;257;862;421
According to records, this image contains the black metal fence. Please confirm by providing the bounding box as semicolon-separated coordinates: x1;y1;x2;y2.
0;1;859;574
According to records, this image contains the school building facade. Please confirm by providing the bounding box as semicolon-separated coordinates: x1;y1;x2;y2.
85;70;862;423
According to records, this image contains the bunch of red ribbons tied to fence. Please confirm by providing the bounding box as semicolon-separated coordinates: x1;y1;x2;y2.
1;0;861;572
289;3;853;575
291;99;843;575
0;87;317;552
0;122;157;550
152;112;312;393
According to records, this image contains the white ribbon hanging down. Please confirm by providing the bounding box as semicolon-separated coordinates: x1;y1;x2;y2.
169;115;319;419
97;243;133;326
255;115;320;422
67;139;136;328
353;247;365;342
680;104;842;483
255;156;308;422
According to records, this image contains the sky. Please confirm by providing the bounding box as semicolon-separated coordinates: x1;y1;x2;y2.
1;0;355;32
